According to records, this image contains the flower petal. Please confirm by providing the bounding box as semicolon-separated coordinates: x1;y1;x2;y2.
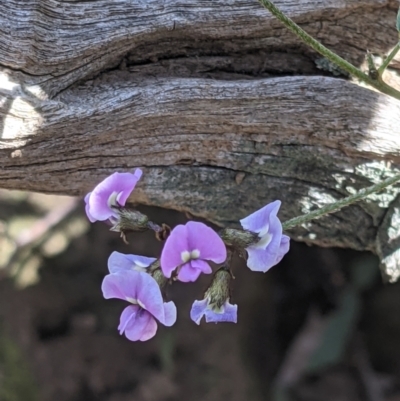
87;169;142;221
186;221;227;263
240;200;281;234
244;201;284;272
190;299;209;325
162;301;177;327
246;246;280;272
118;304;140;334
101;270;162;308
84;192;97;223
267;209;283;243
118;305;158;341
177;262;202;282
190;259;212;274
137;316;158;341
160;224;189;278
103;271;172;327
108;251;156;274
133;272;166;322
101;273;135;301
205;301;238;323
274;235;290;265
254;209;282;253
115;169;142;206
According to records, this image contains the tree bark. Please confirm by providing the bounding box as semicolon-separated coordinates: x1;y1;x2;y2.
0;0;399;278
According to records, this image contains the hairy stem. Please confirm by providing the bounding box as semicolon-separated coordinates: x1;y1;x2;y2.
282;173;400;230
378;42;400;75
258;0;400;100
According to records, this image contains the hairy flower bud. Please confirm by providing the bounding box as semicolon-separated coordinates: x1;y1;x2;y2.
219;227;259;249
204;269;231;311
110;208;150;233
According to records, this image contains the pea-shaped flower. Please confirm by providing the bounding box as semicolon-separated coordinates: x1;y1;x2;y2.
102;270;176;341
85;169;142;222
240;200;290;272
160;221;227;282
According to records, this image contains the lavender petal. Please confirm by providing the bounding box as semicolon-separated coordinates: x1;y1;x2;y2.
160;224;189;278
177;262;203;282
205;301;238;323
186;221;227;263
119;306;158;341
190;299;209;325
118;304;140;335
240;200;281;234
108;251;156;274
162;301;177;327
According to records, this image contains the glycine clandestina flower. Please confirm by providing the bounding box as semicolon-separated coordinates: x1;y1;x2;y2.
240;200;290;273
160;221;227;282
190;268;237;324
85;169;142;223
102;270;176;341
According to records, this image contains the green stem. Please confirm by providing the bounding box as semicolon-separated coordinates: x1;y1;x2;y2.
282;173;400;230
258;0;400;100
378;42;400;75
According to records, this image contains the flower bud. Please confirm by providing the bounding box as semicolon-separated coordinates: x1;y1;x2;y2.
204;269;231;311
110;207;150;233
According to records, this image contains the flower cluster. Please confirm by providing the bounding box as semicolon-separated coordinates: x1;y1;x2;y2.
85;169;290;341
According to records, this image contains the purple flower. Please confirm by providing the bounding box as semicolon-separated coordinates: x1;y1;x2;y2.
160;221;227;282
85;169;142;222
240;200;290;272
108;251;156;274
190;269;237;324
102;270;176;341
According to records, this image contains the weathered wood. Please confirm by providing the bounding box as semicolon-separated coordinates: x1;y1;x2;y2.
0;0;399;277
0;0;396;94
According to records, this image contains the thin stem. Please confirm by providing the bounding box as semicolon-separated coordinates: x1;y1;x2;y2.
378;42;400;75
282;173;400;230
258;0;400;100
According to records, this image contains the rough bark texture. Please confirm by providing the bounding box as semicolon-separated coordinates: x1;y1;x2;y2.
0;0;399;277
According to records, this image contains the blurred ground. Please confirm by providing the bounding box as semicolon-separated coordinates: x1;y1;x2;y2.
0;191;400;401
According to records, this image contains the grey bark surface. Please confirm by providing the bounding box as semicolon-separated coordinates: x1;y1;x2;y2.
0;0;400;277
